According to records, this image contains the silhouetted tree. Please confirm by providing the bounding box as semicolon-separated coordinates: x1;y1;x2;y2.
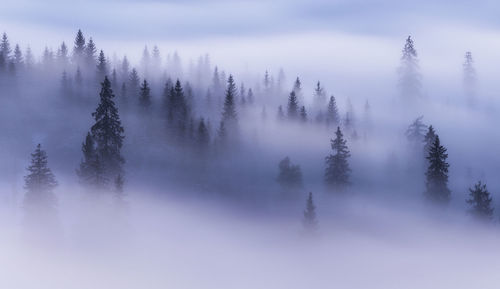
466;181;493;221
398;36;421;100
325;127;351;191
406;116;426;148
326;95;340;126
303;192;317;232
91;76;125;180
300;106;307;122
77;132;106;188
96;50;108;80
287;91;299;119
424;135;450;204
423;125;437;160
72;29;86;65
139;79;152;109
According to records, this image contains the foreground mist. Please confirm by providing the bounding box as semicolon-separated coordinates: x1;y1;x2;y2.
1;25;500;288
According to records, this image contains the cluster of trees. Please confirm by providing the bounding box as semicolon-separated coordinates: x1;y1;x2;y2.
2;29;493;235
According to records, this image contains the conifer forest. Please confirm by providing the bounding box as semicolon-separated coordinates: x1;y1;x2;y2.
1;1;500;288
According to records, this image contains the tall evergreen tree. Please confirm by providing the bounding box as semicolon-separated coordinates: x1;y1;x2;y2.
73;29;86;65
424;135;451;204
77;132;106;188
96;50;108;80
287;91;299;120
167;80;190;140
423;125;437;159
406;116;426;147
303;192;317;232
398;36;421;100
325;127;351;191
300;106;308;122
463;51;476;104
90;76;125;179
221;74;238;127
326;95;340;126
0;32;11;60
196;118;210;154
23;144;58;227
313;81;326;108
128;68;140;96
139;79;152;109
13;44;23;67
84;37;97;71
466;181;493;220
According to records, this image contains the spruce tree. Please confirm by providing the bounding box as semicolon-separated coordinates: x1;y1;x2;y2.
326;95;340;126
0;32;11;60
424;135;451;204
314;81;326;108
406;116;426;147
303;192;317;232
85;37;97;71
325;126;351;191
77;132;107;188
398;36;421;100
466;181;493;220
23;144;58;226
167;80;190;141
73;29;86;65
196;118;210;154
139;79;152;109
96;50;108;80
287;91;299;119
423;125;437;159
91;76;125;180
13;44;23;67
128;68;140;96
221;74;237;124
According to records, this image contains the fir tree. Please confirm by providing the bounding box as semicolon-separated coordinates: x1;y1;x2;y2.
466;181;493;220
277;156;303;191
326;95;340;126
0;32;11;60
196;118;210;154
463;51;476;104
128;68;140;96
221;74;238;124
57;42;69;68
325;127;351;191
287;91;299;119
96;50;108;80
13;44;23;67
424;135;451;204
91;76;125;179
406;116;426;147
76;132;107;188
303;192;317;232
314;81;326;108
73;29;86;65
139;79;152;109
85;37;97;70
423;125;437;159
167;80;190;140
398;36;421;100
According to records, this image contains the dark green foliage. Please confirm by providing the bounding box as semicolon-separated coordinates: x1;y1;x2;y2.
424;135;450;204
466;181;493;220
287;91;299;119
325;127;351;191
303;192;317;232
139;79;152;109
91;76;125;179
277;156;303;191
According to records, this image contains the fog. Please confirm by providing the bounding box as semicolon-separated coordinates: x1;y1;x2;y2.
1;1;500;288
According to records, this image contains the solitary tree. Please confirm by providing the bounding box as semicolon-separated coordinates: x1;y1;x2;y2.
466;181;493;221
424;135;450;204
23;144;58;227
303;192;317;232
222;74;238;123
91;76;125;180
325;127;351;191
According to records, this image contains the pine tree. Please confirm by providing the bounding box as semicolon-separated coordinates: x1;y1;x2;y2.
277;156;303;191
139;79;152;109
326;95;340;126
406;116;426;147
24;46;34;69
303;192;317;232
73;29;86;65
423;125;437;159
57;42;68;68
424;135;451;204
167;80;190;140
398;36;421;100
466;181;493;220
76;132;107;188
96;50;108;80
221;74;238;123
128;68;140;96
314;81;326;108
300;106;308;122
0;32;11;60
91;76;125;180
23;144;58;226
287;91;299;119
196;118;210;154
325;127;351;191
13;44;23;67
84;37;97;71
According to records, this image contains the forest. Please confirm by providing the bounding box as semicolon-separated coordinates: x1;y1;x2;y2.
1;28;499;288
